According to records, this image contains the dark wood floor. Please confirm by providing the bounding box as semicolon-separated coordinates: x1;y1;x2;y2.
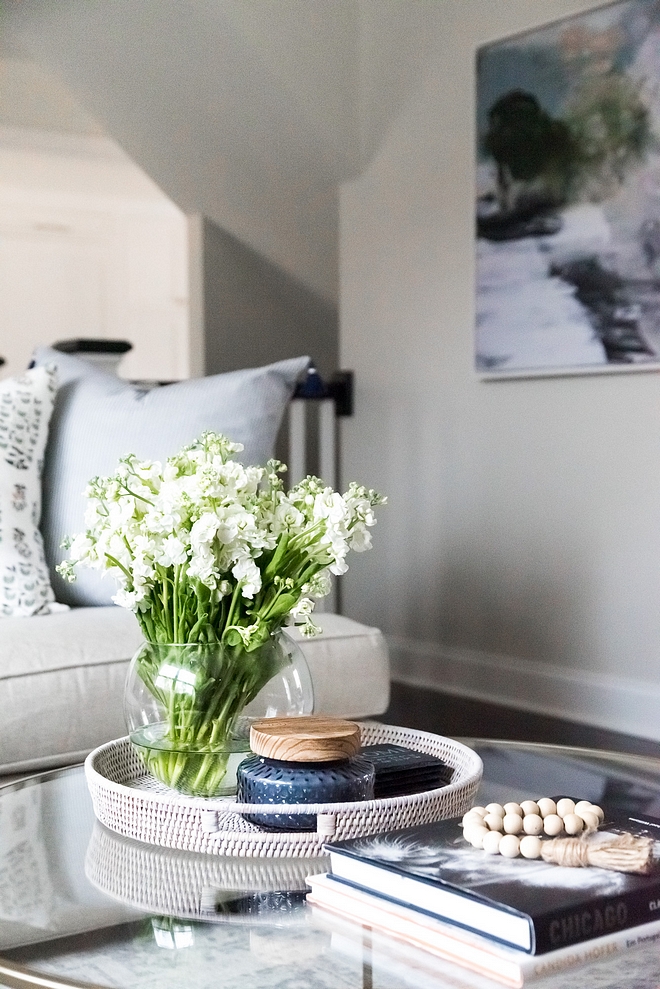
383;681;660;759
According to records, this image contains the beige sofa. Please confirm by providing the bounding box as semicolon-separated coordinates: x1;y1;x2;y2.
0;598;389;776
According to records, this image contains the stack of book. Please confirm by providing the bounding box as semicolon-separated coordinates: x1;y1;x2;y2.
307;814;660;987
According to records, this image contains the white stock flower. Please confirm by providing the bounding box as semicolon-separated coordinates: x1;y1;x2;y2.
313;490;347;524
68;532;95;565
232;555;262;598
134;460;162;482
274;501;304;531
112;587;139;610
156;535;188;567
349;524;372;552
190;513;220;548
289;597;314;621
304;570;332;599
329;557;349;576
187;551;219;587
59;429;384;632
144;510;178;535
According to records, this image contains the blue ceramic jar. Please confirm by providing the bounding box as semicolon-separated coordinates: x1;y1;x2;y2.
237;753;375;830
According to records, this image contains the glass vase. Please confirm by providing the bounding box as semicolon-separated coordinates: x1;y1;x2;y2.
123;630;313;798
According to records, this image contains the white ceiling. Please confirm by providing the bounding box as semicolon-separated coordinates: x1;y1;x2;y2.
1;0;444;298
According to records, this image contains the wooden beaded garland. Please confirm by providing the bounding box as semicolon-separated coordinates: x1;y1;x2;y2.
520;835;543;859
581;810;600;830
537;797;557;818
543;814;564;836
563;813;584;835
556;797;576;818
460;796;606;860
503;802;523;817
482;831;502;854
503;813;524;834
499;834;521;858
465;826;489;848
522;813;543;835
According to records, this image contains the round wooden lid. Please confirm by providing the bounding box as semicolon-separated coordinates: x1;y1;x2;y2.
249;716;361;762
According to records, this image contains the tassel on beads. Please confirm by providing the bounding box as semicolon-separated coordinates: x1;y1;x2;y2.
541;833;655;875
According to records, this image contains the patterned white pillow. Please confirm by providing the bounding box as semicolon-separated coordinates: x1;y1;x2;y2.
0;365;64;618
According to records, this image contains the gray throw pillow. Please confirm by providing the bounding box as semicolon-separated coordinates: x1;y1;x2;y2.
32;348;309;607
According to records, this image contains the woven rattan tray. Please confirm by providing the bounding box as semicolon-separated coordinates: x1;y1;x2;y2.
85;723;483;858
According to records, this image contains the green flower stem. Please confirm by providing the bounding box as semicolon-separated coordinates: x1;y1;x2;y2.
132;636;289;797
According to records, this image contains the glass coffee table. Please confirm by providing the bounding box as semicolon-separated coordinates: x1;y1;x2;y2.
2;738;660;989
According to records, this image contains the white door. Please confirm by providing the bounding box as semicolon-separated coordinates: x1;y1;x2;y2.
0;198;191;382
0;212;111;378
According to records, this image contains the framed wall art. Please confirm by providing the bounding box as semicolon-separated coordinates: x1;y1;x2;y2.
476;0;660;378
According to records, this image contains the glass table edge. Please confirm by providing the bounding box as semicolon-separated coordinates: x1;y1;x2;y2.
456;736;660;774
0;955;107;989
3;738;660;989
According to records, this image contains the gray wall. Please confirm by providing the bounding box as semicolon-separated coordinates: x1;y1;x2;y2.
203;219;338;380
339;0;660;741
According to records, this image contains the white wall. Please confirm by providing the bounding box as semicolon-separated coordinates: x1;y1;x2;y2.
340;0;660;741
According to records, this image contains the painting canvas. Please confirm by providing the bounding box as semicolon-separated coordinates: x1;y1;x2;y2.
476;1;660;377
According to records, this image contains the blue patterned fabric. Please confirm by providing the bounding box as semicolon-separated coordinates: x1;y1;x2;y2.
0;365;66;617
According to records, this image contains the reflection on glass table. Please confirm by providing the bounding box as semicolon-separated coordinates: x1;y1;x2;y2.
1;739;660;988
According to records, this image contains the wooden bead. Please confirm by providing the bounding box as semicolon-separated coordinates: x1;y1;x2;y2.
485;803;505;818
581;810;599;830
563;813;583;835
522;813;544;835
499;834;521;858
503;802;523;817
482;831;503;854
484;813;504;832
574;800;594;816
590;804;605;822
464;825;489;848
520;800;540;816
503;813;524;835
462;811;486;827
520;835;543;859
537;798;557;818
543;814;563;836
556;798;576;818
468;806;488;818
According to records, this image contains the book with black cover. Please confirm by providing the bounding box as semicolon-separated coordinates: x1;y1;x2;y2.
324;815;660;955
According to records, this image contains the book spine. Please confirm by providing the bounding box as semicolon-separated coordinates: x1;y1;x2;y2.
527;924;660;980
309;876;660;986
533;883;660;953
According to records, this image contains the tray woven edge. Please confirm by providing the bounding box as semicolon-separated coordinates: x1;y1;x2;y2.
85;723;483;857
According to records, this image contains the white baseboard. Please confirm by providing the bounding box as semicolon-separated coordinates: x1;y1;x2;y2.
388;636;660;743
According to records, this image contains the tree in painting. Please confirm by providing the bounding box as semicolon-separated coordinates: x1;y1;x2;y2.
483;91;577;213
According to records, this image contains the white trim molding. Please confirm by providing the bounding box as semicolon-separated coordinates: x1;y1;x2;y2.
388;636;660;743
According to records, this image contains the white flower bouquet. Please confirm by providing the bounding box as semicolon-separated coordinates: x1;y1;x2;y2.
58;431;385;795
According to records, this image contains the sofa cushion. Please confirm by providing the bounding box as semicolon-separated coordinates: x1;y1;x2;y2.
31;348;309;607
0;607;142;773
0;609;389;775
0;365;64;618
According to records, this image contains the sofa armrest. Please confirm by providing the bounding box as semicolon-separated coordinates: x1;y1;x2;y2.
286;613;390;719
